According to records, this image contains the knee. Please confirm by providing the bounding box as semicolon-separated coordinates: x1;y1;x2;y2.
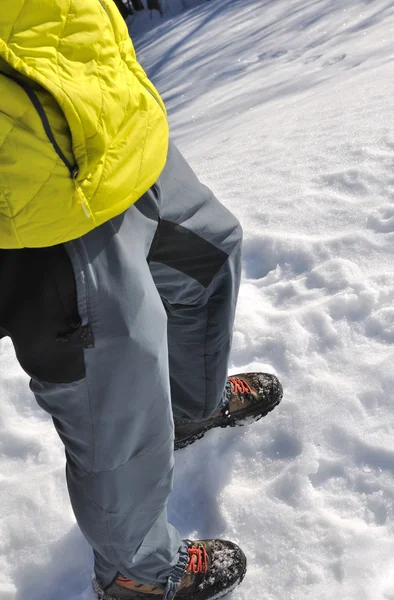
227;217;243;257
214;201;243;257
234;220;243;246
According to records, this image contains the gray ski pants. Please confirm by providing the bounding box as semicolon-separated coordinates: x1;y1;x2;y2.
29;141;243;591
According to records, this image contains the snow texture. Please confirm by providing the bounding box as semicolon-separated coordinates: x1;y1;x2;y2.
1;0;394;599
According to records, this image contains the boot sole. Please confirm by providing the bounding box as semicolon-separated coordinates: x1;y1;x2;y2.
174;394;281;451
93;570;246;600
93;578;156;600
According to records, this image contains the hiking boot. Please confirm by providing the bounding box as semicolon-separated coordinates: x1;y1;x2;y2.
92;539;247;600
174;372;283;450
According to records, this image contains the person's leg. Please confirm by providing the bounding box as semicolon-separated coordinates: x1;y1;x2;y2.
148;141;243;422
0;187;188;591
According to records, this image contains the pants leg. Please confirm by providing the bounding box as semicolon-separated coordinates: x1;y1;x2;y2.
149;141;243;421
0;186;187;589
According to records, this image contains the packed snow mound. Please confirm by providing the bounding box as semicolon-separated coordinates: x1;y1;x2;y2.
1;1;394;599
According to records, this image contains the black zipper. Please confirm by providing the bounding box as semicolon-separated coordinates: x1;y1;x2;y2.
0;70;78;179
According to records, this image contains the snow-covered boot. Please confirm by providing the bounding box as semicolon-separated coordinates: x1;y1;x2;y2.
93;539;246;600
174;373;283;450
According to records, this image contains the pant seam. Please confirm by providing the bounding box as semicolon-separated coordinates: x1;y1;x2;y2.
200;227;242;419
203;299;210;420
71;239;93;326
68;240;96;472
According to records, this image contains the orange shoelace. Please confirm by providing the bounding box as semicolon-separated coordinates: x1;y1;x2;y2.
229;377;253;395
117;577;135;585
187;546;208;574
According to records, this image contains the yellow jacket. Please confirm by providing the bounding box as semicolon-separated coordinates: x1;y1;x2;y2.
0;0;168;248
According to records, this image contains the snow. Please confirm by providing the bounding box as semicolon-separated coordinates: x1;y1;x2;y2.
1;0;394;598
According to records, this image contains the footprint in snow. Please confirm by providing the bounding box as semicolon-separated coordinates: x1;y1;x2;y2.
365;307;394;343
318;168;369;197
303;54;322;64
258;49;288;61
262;428;303;461
367;204;394;234
322;54;346;67
311;427;394;527
305;258;363;293
357;389;389;412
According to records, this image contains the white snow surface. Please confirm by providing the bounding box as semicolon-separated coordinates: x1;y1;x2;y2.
1;1;394;598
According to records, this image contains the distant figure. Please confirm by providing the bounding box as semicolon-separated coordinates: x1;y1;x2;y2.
114;0;164;18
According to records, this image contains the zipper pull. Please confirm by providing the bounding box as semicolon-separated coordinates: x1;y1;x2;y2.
74;180;92;219
80;198;91;218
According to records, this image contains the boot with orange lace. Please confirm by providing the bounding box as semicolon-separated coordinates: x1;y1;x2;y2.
93;539;247;600
174;372;283;450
